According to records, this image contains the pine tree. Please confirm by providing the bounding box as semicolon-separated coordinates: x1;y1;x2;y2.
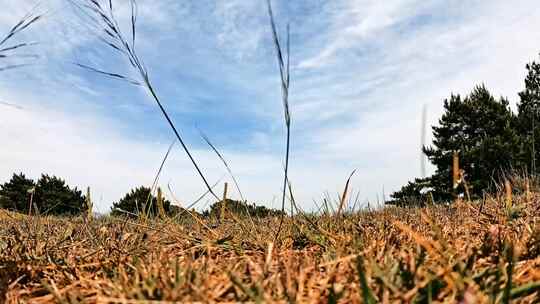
0;173;35;212
34;174;85;215
517;56;540;174
388;177;432;206
111;186;175;217
423;85;522;199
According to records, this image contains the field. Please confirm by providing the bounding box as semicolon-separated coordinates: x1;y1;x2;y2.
3;0;540;303
1;190;539;303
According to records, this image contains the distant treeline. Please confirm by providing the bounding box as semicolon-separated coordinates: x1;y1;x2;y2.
390;52;540;205
0;174;86;215
0;174;283;218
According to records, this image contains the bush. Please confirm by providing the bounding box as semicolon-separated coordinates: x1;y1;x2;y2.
111;186;178;217
204;199;285;219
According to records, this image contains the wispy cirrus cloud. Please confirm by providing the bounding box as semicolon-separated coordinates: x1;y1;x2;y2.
1;0;540;211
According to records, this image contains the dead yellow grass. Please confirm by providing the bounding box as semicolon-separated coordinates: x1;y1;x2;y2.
1;193;539;303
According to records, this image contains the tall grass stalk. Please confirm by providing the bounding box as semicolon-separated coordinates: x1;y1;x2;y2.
452;151;460;191
220;182;228;223
421;104;427;178
85;186;93;222
0;6;42;72
168;175;225;221
266;0;291;241
197;127;256;230
196;127;244;202
70;0;218;200
156;187;165;218
337;170;356;216
142;139;176;218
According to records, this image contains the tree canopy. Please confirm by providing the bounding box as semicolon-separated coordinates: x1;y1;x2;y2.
0;173;35;213
0;173;86;215
424;85;521;200
111;186;180;217
517;59;540;173
391;52;540;205
204;199;285;219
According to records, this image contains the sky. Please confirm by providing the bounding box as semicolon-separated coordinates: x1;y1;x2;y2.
1;0;540;213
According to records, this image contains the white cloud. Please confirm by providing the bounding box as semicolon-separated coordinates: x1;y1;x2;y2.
2;0;540;212
0;95;283;213
297;0;434;69
0;91;376;213
213;0;266;60
288;0;540;199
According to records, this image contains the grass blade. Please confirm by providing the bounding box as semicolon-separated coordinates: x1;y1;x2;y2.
356;256;377;304
143;139;176;217
71;0;219;200
196;127;244;202
337;169;356;216
266;0;292;242
0;7;42;73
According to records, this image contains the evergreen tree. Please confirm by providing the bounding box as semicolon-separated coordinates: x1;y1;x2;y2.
517;56;540;174
111;186;175;217
34;174;86;215
423;85;521;199
391;85;523;205
0;173;35;212
388;177;432;206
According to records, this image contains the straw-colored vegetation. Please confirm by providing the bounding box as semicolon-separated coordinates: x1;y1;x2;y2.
1;181;539;303
2;1;540;303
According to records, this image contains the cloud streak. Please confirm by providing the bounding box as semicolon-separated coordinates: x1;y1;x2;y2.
1;0;540;211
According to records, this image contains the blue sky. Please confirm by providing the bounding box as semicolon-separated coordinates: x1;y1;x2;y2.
1;0;540;212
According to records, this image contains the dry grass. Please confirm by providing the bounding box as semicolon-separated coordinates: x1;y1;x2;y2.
3;2;538;303
1;191;539;303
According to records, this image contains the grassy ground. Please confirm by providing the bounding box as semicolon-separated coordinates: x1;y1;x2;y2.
1;193;539;303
